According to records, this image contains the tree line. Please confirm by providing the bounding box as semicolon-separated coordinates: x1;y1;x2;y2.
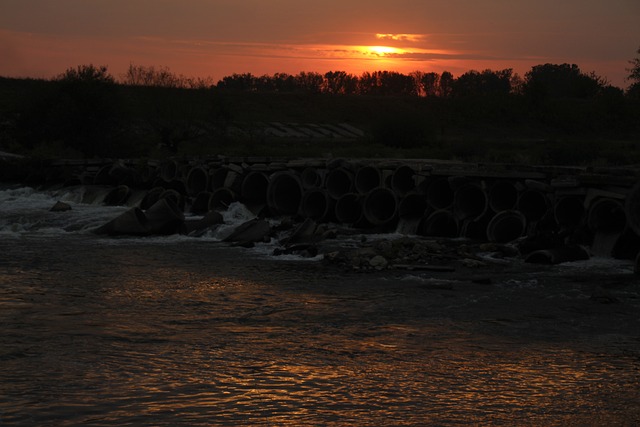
1;47;638;160
118;63;634;99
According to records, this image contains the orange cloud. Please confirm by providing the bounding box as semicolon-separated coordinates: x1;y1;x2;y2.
375;33;427;43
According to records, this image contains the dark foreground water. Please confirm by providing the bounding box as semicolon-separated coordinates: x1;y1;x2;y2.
1;186;640;426
1;234;640;426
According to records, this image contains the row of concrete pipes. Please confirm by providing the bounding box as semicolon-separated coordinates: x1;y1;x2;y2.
88;158;640;259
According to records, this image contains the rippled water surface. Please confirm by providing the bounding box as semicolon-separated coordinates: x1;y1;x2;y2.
1;187;640;425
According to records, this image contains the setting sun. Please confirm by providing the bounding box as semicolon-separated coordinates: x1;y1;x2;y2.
361;45;403;57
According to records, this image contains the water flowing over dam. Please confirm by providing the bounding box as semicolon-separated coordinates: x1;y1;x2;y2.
16;155;640;265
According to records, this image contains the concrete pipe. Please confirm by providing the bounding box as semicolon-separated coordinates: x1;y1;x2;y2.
159;188;185;212
160;160;179;182
426;177;454;210
334;193;363;224
140;186;165;211
554;195;585;227
454;182;488;220
363;187;398;226
224;170;245;193
525;246;589;264
391;165;415;195
160;179;188;196
301;167;325;190
486;210;527;243
186;166;209;196
417;210;458;238
209;188;236;211
181;210;224;236
355;166;381;194
587;198;626;257
625;181;640;236
398;192;429;220
325;168;354;199
80;185;113;205
587;198;626;233
241;171;269;206
139;164;158;188
210;167;228;190
93;161;139;187
145;197;185;235
300;189;334;222
103;185;131;206
125;189;148;208
94;207;148;236
517;189;550;222
488;180;519;212
190;191;212;215
267;171;303;216
109;163;140;187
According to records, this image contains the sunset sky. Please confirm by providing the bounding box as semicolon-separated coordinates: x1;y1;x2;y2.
1;0;639;88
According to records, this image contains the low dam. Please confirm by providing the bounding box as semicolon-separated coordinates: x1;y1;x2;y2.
5;155;640;264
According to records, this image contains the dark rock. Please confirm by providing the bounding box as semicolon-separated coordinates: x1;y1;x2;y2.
50;201;72;212
223;218;271;245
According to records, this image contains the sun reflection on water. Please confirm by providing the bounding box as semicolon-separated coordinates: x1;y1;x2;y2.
1;239;639;425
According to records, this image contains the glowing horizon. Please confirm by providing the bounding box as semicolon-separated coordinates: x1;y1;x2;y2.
1;0;638;88
0;29;505;83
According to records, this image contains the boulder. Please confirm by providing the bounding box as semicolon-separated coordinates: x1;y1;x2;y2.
50;201;72;212
223;218;272;245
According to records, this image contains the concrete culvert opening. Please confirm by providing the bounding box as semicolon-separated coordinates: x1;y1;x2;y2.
454;183;487;220
391;165;415;194
301;168;324;189
418;210;458;237
355;166;381;194
325;168;353;199
588;198;626;233
335;193;362;224
267;172;303;215
186;167;209;196
399;193;429;220
517;190;549;221
427;178;454;210
301;189;332;221
487;210;526;243
363;187;397;225
489;181;519;212
241;171;269;205
554;196;585;226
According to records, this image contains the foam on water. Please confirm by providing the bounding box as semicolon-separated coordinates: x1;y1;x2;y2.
0;187;321;262
0;186;127;237
558;256;634;274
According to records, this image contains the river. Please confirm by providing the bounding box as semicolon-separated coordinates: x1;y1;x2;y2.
1;185;639;426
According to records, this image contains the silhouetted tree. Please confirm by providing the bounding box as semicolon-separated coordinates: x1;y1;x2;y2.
324;71;358;94
122;64;214;89
217;73;258;91
452;69;514;98
626;46;640;98
294;72;324;93
57;64;115;85
439;71;454;98
524;63;603;99
272;73;296;92
419;72;440;97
